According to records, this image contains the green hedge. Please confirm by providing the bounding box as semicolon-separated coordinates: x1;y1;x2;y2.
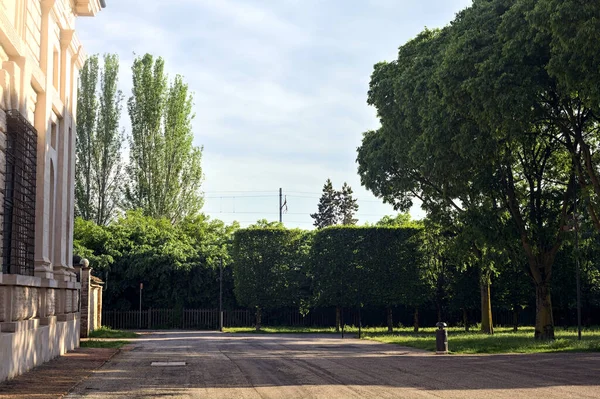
232;226;425;317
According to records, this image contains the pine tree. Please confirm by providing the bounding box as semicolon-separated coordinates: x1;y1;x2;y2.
310;179;339;228
338;182;359;225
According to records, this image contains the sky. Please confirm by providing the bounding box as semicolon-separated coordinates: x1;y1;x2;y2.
76;0;473;229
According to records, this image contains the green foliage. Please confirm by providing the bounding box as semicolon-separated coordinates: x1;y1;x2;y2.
232;228;312;311
73;211;239;310
375;213;413;227
248;219;284;229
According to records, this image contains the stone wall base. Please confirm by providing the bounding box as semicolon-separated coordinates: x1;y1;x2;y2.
0;316;80;382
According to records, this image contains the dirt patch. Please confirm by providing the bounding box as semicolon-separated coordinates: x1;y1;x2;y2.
0;347;119;399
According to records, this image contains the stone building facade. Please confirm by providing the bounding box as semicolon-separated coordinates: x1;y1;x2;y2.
0;0;104;382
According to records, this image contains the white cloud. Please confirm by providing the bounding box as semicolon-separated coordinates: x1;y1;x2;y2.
77;0;469;227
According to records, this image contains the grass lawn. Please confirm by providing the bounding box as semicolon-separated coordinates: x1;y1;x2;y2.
80;340;130;349
88;326;140;339
363;326;600;354
224;325;600;354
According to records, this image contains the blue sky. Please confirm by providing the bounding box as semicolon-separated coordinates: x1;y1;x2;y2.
77;0;473;228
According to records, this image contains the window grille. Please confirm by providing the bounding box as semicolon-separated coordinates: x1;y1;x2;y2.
2;110;37;275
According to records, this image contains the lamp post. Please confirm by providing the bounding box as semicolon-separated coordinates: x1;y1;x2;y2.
574;184;582;341
567;172;582;341
139;282;143;329
219;257;223;332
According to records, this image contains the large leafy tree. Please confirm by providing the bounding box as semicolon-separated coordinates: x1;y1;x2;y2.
357;27;499;334
357;0;581;339
126;54;203;224
76;54;124;225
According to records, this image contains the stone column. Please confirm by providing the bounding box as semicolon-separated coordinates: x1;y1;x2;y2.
33;0;55;279
96;284;102;330
79;266;91;337
52;29;74;282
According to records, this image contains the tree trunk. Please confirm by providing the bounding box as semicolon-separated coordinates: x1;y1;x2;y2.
526;253;555;340
480;277;493;334
512;305;519;332
463;308;470;332
335;306;341;333
535;282;554;340
255;307;262;331
413;308;419;332
387;306;393;333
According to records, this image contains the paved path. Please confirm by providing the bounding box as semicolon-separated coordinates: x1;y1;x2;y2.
66;331;600;399
0;348;119;399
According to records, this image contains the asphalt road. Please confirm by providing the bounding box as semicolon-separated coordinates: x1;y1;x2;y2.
67;331;600;399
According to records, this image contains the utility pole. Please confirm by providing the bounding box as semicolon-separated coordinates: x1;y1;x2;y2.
219;257;223;332
279;188;283;223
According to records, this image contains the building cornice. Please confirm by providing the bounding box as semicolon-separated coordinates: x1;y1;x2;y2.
74;0;103;17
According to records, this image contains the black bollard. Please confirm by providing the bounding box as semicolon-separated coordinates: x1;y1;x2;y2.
436;322;448;354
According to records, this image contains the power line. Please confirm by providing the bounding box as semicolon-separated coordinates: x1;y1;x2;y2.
204;195;277;199
205;210;395;217
204;191;276;194
203;190;386;202
231;220;315;225
204;194;385;203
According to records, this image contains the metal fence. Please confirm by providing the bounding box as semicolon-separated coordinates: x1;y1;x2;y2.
102;306;540;331
102;309;254;330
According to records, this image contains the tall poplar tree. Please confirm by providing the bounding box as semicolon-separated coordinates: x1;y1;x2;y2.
126;53;203;223
75;54;123;225
75;55;99;221
93;54;124;225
